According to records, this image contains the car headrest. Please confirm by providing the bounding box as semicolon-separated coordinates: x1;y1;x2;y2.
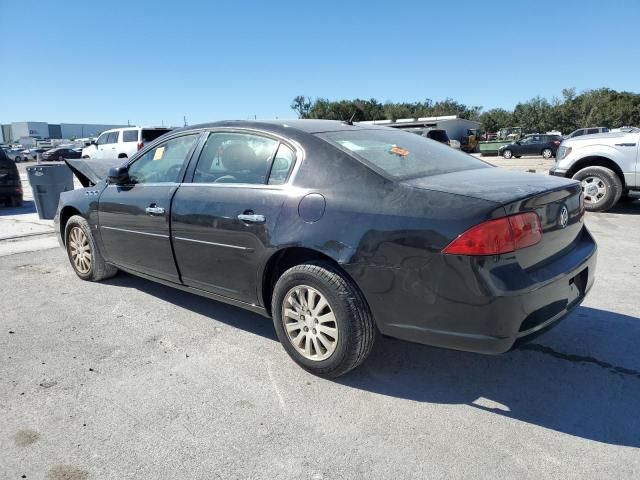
221;144;259;172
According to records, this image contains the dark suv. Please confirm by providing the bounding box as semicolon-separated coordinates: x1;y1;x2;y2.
498;134;563;159
0;148;23;207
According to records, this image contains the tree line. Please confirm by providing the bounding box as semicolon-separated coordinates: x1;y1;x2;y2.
291;88;640;135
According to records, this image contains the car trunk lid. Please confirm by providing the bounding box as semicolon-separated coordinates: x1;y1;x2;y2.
404;167;585;268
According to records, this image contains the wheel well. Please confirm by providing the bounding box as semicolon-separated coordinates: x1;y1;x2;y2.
567;156;626;187
118;153;128;158
59;206;81;245
261;247;342;315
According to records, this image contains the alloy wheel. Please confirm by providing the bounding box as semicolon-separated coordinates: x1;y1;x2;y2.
503;150;512;159
542;149;553;159
68;226;92;274
282;285;338;361
581;176;607;205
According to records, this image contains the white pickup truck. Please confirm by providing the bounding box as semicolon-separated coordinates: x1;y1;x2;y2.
550;127;639;212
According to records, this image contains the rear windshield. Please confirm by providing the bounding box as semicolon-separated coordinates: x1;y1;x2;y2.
142;129;171;143
318;129;489;180
426;130;449;143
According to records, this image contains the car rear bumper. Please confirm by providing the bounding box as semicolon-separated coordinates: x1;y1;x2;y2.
549;166;568;177
348;227;597;354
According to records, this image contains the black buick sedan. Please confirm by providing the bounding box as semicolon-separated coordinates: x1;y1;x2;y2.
55;120;596;377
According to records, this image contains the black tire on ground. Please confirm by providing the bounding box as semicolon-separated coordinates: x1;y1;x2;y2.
14;156;21;163
64;215;118;281
515;155;522;158
572;166;623;212
502;149;513;159
542;148;553;159
272;262;376;378
58;155;64;162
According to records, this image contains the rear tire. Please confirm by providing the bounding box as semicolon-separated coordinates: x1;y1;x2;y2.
14;156;21;163
542;148;553;159
502;149;513;159
272;262;376;378
572;166;623;212
65;215;118;281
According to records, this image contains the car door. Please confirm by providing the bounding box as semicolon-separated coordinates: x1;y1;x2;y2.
171;131;296;304
94;132;109;160
102;131;119;160
97;132;201;283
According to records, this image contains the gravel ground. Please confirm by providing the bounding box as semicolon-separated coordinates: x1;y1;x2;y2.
1;159;639;479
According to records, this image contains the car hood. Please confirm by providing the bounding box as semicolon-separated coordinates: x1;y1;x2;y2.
64;157;124;187
403;167;579;204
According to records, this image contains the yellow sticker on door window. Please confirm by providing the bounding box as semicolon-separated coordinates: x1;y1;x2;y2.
153;147;165;160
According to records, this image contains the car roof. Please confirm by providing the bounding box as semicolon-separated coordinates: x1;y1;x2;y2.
177;119;391;136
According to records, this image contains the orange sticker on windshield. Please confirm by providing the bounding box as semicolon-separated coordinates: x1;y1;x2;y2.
153;146;165;161
389;145;409;157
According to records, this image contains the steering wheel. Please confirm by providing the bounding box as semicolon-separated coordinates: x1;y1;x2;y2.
214;175;237;183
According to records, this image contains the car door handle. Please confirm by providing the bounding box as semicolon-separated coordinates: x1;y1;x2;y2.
237;213;265;223
145;205;165;216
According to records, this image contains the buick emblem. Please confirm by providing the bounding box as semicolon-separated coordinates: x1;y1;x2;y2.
559;206;569;229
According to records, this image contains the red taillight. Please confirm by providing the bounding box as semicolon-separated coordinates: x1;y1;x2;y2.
442;213;542;256
553;140;561;145
137;142;143;150
15;186;23;193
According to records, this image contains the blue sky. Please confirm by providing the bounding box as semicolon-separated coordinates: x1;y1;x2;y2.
2;0;639;126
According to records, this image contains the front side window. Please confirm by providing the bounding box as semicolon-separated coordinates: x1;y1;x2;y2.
123;130;138;142
319;129;489;180
193;132;278;184
96;133;109;145
127;134;199;184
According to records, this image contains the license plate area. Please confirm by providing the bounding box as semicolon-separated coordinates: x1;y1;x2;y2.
568;267;588;306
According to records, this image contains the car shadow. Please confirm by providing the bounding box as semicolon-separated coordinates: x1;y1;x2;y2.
605;197;640;215
105;272;640;448
0;200;37;216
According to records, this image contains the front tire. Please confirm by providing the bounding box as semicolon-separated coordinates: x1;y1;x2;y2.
14;156;21;163
272;262;376;378
65;215;118;281
572;166;623;212
502;149;513;159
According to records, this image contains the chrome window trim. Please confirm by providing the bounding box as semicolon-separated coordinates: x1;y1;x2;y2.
190;127;305;187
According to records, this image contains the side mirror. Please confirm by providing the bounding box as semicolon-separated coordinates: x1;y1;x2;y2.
90;140;97;146
108;166;129;184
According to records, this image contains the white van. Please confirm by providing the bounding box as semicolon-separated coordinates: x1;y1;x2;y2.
82;127;171;160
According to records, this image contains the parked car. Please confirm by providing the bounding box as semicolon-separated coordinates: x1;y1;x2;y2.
5;148;29;163
498;134;563;159
0;148;23;207
42;147;82;161
81;127;172;160
21;148;47;161
550;127;640;211
565;127;609;139
56;120;596;377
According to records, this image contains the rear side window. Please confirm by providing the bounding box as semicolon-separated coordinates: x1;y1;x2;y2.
268;144;295;185
319;129;489;180
192;132;278;184
142;129;171;143
123;130;138;142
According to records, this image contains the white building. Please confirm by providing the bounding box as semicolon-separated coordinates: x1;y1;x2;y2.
1;121;126;143
360;115;481;142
